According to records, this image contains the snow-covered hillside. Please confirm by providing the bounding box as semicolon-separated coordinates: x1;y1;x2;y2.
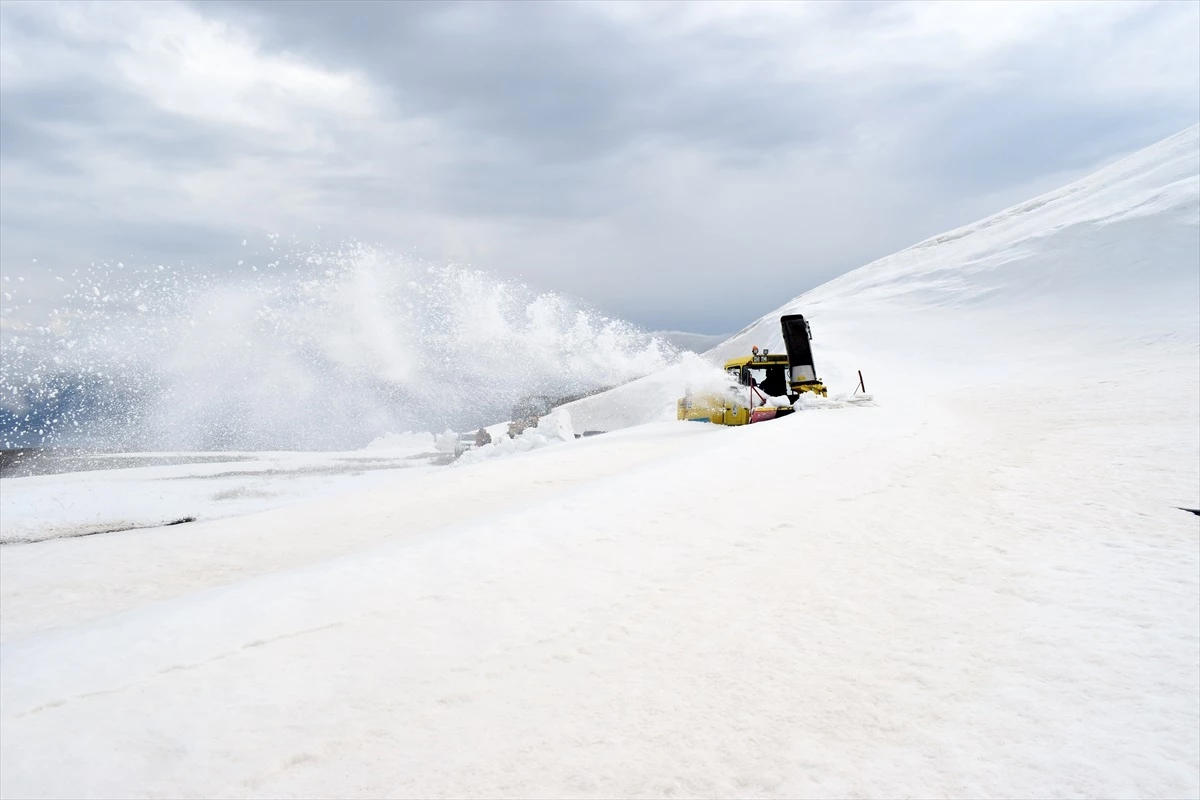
715;124;1199;375
565;124;1200;433
2;127;1197;799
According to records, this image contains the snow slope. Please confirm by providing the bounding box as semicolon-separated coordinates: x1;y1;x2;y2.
1;127;1198;799
565;125;1200;434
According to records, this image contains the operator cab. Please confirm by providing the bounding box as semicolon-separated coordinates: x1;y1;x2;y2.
725;346;794;400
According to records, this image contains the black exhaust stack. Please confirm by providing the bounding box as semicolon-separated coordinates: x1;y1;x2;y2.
780;314;820;389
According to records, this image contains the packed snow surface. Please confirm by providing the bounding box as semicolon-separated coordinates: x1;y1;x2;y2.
2;126;1198;798
0;446;444;545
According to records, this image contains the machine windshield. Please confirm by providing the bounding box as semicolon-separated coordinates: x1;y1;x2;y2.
737;366;788;396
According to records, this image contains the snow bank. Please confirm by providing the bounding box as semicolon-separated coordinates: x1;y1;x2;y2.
457;409;576;464
434;429;460;453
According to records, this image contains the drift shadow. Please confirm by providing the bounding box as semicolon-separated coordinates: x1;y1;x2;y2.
1;516;198;546
155;455;441;481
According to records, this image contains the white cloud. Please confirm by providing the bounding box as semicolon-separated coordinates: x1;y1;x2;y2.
1;0;1197;332
3;1;385;149
604;1;1193;100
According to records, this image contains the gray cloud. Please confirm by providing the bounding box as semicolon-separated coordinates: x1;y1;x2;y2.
2;0;1198;333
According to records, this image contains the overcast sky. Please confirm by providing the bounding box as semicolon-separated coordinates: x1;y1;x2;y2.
1;0;1198;333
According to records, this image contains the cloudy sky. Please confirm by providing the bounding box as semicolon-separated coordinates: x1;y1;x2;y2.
1;0;1197;333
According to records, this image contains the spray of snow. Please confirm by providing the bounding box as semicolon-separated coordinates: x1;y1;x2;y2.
0;245;680;450
364;431;436;452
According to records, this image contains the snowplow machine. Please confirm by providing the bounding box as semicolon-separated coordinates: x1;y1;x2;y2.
677;314;827;426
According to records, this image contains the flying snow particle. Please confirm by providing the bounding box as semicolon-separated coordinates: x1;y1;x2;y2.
242;239;247;246
238;260;244;266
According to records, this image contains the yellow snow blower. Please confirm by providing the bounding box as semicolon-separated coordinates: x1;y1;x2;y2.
677;314;827;426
